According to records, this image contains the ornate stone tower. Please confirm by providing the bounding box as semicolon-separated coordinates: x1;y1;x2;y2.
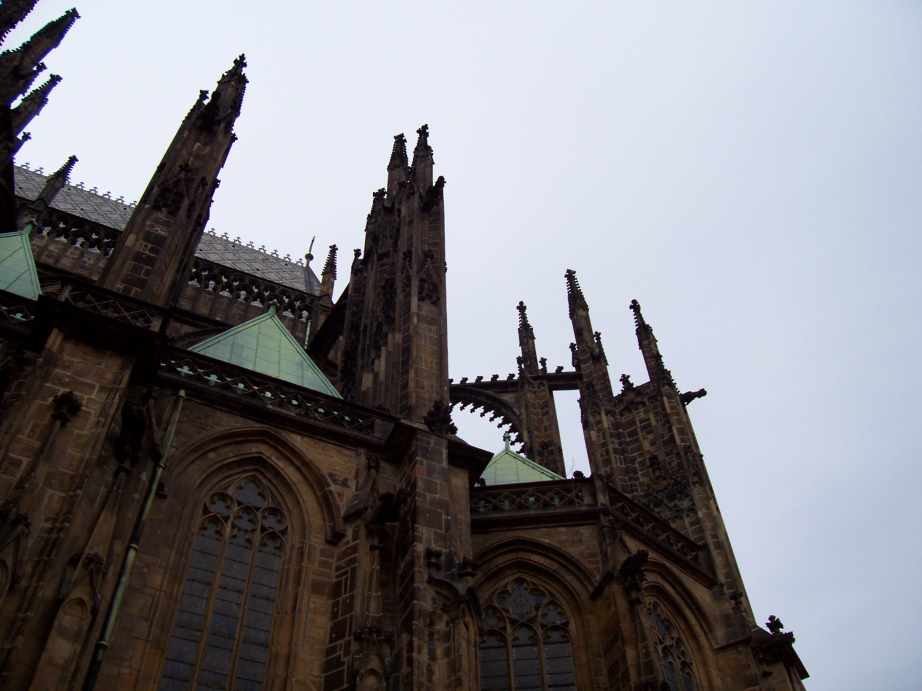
0;3;808;691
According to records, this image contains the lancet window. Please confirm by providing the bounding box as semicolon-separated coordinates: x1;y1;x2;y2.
158;476;287;691
479;579;577;691
648;603;697;691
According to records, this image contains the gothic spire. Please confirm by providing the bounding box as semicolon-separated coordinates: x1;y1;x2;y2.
10;72;59;136
517;301;539;374
387;132;408;196
0;8;78;104
322;244;337;280
18;153;76;228
410;123;433;189
198;53;247;133
565;269;588;317
0;0;39;45
629;299;671;387
100;55;246;305
319;244;337;297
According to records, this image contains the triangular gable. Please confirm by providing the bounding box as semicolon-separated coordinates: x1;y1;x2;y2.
190;306;341;397
479;435;564;486
0;222;40;300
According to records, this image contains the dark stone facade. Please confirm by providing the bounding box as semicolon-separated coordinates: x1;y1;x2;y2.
0;3;808;690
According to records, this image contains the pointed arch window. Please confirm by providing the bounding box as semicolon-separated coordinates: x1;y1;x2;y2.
479;579;577;691
648;603;697;691
158;476;287;691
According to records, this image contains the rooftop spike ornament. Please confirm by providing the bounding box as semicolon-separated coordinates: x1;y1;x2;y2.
10;72;60;136
0;0;39;45
322;244;337;280
0;8;79;104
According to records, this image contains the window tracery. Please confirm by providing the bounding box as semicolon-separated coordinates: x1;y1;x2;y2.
647;603;697;691
479;579;577;691
158;476;287;691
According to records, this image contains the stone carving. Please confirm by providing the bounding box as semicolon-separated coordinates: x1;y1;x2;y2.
423;400;457;436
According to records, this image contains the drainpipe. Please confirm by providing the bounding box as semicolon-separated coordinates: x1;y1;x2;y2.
82;390;186;691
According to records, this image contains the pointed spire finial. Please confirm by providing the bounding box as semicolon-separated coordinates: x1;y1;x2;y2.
0;8;79;104
51;154;77;183
0;0;40;45
629;299;649;332
198;53;248;133
322;244;337;280
565;269;588;317
517;301;534;338
11;72;60;136
388;133;408;171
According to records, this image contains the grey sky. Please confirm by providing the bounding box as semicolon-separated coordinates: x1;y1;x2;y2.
8;1;921;688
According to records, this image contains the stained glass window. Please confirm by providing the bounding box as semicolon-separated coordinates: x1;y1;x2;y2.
158;477;287;691
479;580;577;691
648;604;697;691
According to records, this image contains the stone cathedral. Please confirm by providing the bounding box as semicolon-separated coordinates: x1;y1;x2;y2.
0;4;808;691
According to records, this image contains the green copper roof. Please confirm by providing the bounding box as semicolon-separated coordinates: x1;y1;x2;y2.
0;222;40;300
479;433;564;486
190;305;341;397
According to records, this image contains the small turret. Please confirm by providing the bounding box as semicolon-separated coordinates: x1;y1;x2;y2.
0;8;78;105
10;72;59;136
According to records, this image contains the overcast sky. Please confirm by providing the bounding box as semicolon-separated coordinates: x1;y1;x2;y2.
7;1;921;688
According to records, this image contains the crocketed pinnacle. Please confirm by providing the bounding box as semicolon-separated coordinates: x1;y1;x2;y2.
411;124;432;165
322;244;337;280
388;133;408;171
629;299;649;333
0;0;39;45
3;8;78;69
50;154;77;183
0;8;77;104
198;54;248;132
517;301;534;338
11;72;60;135
565;269;588;317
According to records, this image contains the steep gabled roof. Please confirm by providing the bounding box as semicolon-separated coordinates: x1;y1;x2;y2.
0;222;40;300
189;305;340;397
479;435;564;486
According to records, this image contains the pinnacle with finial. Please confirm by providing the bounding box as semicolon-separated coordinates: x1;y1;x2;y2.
51;154;77;183
517;301;534;336
629;299;648;330
11;72;60;135
322;244;337;279
565;269;588;316
389;133;408;170
0;0;39;45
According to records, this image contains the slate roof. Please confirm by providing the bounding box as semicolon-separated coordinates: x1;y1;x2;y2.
189;305;340;397
479;435;564;486
13;166;321;294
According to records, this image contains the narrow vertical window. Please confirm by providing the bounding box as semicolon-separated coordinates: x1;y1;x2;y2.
479;580;577;691
159;477;287;691
648;604;697;691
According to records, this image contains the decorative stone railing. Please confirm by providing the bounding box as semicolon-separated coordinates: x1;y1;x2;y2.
30;208;121;280
158;348;376;436
58;283;166;331
179;258;315;342
470;478;595;514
